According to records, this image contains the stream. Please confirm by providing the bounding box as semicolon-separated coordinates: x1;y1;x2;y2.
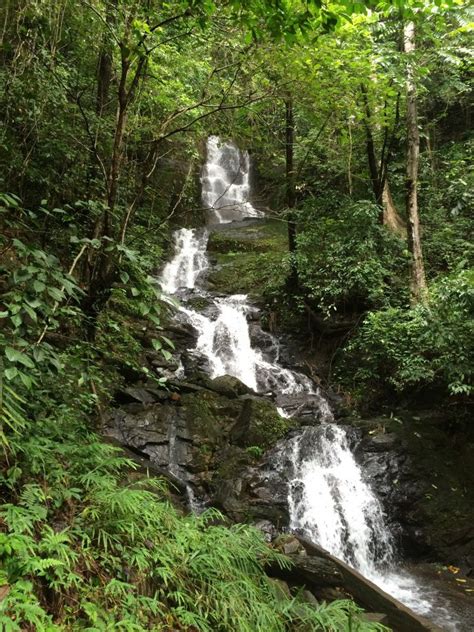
159;136;464;631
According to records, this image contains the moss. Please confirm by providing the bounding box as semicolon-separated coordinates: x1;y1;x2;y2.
186;295;214;311
208;251;288;297
234;397;295;450
181;390;240;444
207;220;287;255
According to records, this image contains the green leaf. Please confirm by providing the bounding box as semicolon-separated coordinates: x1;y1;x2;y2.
4;367;18;380
47;287;64;301
5;347;35;369
23;305;37;322
148;314;160;326
33;280;46;293
151;339;162;351
162;336;175;350
19;372;33;390
11;314;22;328
120;271;130;283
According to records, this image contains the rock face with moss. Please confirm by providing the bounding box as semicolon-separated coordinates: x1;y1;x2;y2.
104;370;297;524
107;218;474;580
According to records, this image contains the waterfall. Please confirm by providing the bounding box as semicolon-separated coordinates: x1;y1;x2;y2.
157;135;460;629
161;228;208;294
181;294;332;419
286;424;432;614
201;135;264;224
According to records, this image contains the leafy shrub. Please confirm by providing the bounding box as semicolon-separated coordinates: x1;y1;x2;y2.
296;199;407;315
338;269;474;401
0;407;385;631
420;138;474;276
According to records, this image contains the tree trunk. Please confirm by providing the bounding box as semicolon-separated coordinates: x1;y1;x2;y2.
96;0;116;117
361;84;384;211
285;97;298;290
382;181;406;237
404;21;427;304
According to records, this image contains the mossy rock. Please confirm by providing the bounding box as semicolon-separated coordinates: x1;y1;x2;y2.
185;295;215;312
180;390;241;446
208;220;287;255
207;251;288;296
231;396;294;449
203;374;253;398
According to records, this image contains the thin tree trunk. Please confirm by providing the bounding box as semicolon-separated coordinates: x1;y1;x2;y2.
96;0;116;117
404;21;427;304
285;97;298;290
361;84;384;211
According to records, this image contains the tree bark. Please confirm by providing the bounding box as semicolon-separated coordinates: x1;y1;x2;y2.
96;0;116;117
404;21;428;304
382;181;406;237
285;96;298;290
361;84;384;210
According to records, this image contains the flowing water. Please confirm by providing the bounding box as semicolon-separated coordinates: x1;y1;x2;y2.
201;135;264;224
286;425;433;614
161;227;208;294
158;136;462;630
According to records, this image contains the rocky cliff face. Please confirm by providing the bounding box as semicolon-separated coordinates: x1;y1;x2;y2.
104;219;474;594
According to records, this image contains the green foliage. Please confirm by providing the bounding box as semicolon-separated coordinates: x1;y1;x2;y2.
296;199;407;315
0;405;384;631
246;445;264;459
338;269;474;401
421;138;474;276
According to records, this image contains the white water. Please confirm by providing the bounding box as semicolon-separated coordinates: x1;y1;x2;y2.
158;135;461;629
181;294;332;417
201;135;263;223
161;228;208;293
287;425;433;614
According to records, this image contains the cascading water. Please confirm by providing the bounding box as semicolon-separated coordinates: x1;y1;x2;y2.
201;135;263;224
158;135;461;630
161;228;208;294
286;424;433;614
181;294;331;414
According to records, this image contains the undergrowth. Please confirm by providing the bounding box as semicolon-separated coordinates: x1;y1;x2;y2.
0;401;387;631
0;198;388;631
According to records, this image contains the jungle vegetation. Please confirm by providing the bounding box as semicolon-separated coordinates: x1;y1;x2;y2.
0;0;472;629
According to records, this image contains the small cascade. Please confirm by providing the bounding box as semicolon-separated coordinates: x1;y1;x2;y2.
167;415;202;513
161;228;208;294
286;425;431;614
201;135;264;224
181;294;332;419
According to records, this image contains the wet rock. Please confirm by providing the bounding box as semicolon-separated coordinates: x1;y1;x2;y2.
204;374;253;398
361;432;400;452
301;590;319;606
286;555;343;587
164;321;197;346
275;391;328;424
268;578;291;600
253;519;278;542
114;386;158;406
282;537;302;555
181;350;213;380
230;396;292;449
